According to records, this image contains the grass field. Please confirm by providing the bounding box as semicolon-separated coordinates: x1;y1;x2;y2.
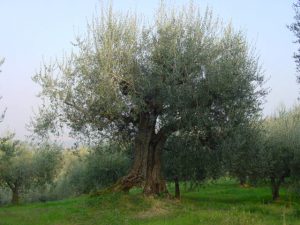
0;179;300;225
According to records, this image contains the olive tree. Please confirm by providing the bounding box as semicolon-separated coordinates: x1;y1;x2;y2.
262;106;300;200
0;137;62;204
32;143;62;186
222;122;264;186
58;143;130;195
164;133;222;199
32;3;265;195
0;137;33;204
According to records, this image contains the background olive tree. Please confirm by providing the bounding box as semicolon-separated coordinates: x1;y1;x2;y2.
54;143;130;196
0;136;62;204
261;106;300;200
221;122;264;186
0;137;34;204
163;131;223;192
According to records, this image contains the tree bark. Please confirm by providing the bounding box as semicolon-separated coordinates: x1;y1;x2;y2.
143;133;168;195
11;187;19;204
239;177;247;187
112;112;168;195
271;177;282;201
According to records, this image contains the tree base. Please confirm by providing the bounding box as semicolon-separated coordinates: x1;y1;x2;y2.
92;173;169;197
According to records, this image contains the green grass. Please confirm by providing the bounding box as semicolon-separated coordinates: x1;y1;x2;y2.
1;179;300;225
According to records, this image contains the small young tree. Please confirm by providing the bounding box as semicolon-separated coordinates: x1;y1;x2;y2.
32;143;63;187
164;132;222;190
222;122;264;186
164;139;205;198
0;137;33;204
0;137;62;204
262;106;300;200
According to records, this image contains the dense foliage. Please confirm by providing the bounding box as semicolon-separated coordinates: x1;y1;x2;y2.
0;136;62;204
221;123;264;186
2;1;300;209
31;2;265;195
56;143;130;196
0;141;130;204
260;106;300;200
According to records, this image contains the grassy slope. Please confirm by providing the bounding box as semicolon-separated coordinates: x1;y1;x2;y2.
1;179;300;225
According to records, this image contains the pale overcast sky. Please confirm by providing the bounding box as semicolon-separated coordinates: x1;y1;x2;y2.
0;0;298;140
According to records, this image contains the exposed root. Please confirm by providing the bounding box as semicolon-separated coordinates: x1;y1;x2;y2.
113;173;144;192
91;173;144;196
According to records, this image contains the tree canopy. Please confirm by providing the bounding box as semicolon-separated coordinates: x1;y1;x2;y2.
260;106;300;200
32;3;266;195
0;136;62;204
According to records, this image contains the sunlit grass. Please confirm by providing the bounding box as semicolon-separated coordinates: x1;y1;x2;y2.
0;179;300;225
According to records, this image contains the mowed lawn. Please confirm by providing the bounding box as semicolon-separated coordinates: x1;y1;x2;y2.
1;180;300;225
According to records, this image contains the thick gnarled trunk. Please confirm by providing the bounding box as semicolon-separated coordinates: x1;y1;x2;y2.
143;134;167;195
114;112;168;195
6;182;20;204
